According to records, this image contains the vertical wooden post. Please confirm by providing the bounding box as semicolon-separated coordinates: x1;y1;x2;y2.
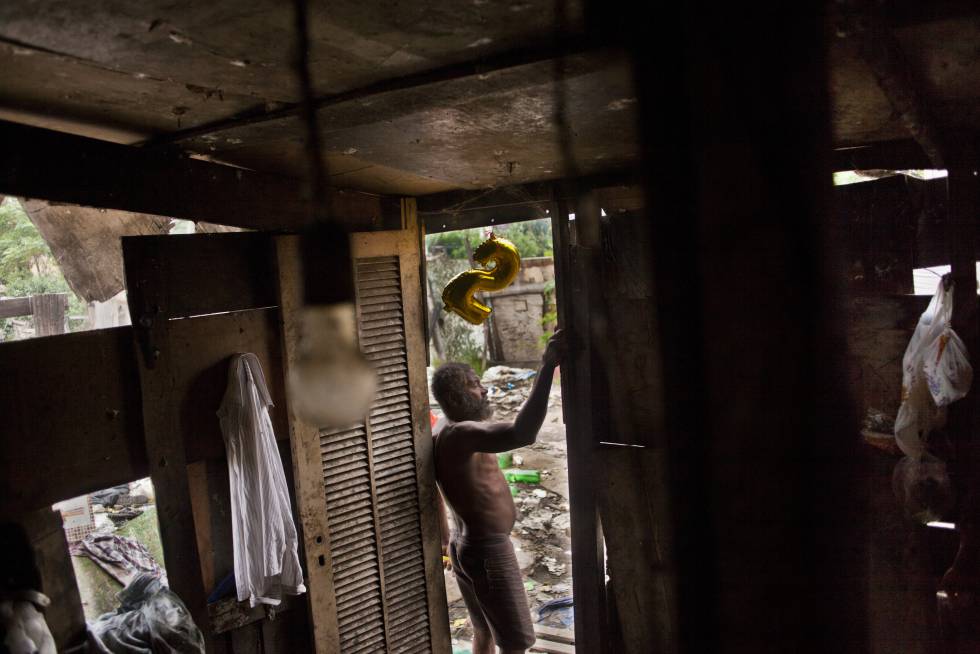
273;235;342;654
123;240;213;650
30;293;66;336
946;152;979;468
552;193;608;653
942;146;980;653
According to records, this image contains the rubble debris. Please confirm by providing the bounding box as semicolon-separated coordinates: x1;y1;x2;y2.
107;509;144;526
863;407;895;434
69;534;167;587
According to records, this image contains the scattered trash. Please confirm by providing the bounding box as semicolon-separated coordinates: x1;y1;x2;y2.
503;469;540;483
513;454;524;466
88;574;204;653
480;366;551;416
524;580;536;591
69;534;167;587
536;596;574;628
452;618;468;629
540;556;566;577
863;408;895;434
532;489;547;498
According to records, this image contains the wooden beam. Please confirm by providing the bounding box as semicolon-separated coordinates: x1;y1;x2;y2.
942;147;980;644
0;296;32;319
418;172;641;234
837;1;948;167
144;37;603;148
832;140;933;172
0;120;400;231
553;196;607;654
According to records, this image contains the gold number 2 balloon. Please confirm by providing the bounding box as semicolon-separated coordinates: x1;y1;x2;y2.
442;234;521;325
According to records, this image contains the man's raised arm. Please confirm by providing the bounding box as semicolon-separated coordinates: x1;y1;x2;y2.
446;329;565;453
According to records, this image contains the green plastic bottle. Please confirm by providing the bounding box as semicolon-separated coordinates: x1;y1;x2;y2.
497;452;513;469
503;469;540;483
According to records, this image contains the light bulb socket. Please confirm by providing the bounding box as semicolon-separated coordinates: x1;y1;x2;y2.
300;222;355;306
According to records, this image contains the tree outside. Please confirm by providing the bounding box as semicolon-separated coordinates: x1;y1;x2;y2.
0;197;86;340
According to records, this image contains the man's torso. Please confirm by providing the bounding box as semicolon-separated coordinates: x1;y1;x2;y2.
433;420;516;537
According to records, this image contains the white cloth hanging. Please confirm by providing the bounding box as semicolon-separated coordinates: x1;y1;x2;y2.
218;353;306;607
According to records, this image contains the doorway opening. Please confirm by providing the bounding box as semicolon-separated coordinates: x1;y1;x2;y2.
424;218;574;651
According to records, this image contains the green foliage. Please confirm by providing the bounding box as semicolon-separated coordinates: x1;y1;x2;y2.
539;279;557;347
0;198;86;338
426;219;553;260
0;198;50;280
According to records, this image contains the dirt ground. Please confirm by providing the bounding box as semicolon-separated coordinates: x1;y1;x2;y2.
444;385;573;650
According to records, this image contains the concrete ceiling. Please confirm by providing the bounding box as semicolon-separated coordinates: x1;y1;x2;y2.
1;1;979;196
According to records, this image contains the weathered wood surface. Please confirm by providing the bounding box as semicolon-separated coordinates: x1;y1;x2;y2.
22;199;171;302
123;232;278;323
0;120;399;231
29;293;66;336
846;294;931;418
0;326;147;516
595;447;673;654
130;313;212;651
165;309;289;461
209;595;299;634
418;176;644;234
273;234;342;654
350;199;452;653
552;197;607;654
619;2;866;650
0;295;32;318
832;139;931;172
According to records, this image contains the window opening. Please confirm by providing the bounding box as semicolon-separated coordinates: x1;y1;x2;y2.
0;198;242;343
54;478;166;620
913;264;980;296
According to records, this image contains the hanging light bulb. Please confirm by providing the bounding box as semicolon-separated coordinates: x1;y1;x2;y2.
287;0;376;426
289;302;377;427
288;222;377;427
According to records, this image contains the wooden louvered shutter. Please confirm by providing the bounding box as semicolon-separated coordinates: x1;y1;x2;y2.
284;203;450;653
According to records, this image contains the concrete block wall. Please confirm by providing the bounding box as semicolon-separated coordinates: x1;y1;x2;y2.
488;257;555;366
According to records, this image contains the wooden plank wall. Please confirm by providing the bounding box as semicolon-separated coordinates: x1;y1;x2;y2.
0;326;147;517
0;234;314;652
846;294;930;419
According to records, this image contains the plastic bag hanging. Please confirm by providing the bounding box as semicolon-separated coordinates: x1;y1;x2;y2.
894;280;973;458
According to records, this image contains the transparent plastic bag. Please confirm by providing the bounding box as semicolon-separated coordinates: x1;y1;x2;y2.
923;328;973;407
89;574;204;653
894;282;970;458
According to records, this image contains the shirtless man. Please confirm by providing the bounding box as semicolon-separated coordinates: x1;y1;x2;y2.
431;330;564;654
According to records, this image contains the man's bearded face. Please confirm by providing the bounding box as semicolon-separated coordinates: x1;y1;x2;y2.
454;385;493;422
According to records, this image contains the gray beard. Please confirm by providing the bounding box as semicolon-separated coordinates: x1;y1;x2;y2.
455;394;494;422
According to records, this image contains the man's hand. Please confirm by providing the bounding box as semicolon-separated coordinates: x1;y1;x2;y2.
542;329;565;368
